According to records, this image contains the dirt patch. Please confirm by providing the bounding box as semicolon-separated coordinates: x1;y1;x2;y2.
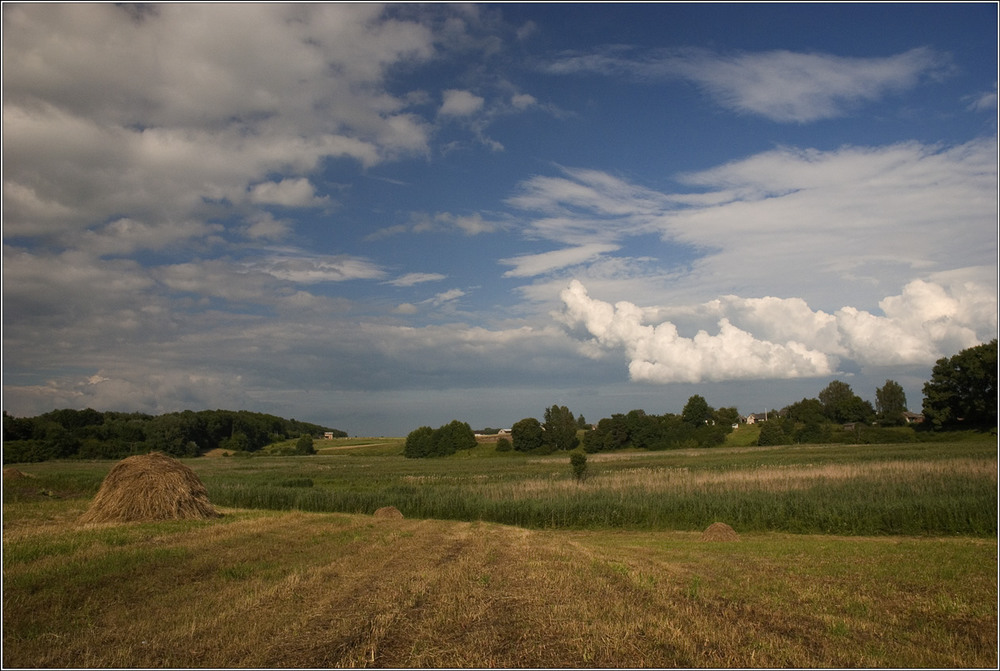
78;452;222;524
373;506;404;519
700;522;740;542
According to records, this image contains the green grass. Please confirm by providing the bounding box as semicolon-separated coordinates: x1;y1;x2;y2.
5;434;996;537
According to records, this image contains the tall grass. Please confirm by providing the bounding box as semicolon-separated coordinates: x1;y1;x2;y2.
200;440;997;536
7;437;996;536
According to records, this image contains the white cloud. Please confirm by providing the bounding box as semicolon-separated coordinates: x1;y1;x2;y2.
544;46;952;122
505;138;997;312
393;303;420;315
385;272;447;287
501;243;621;278
559;277;996;384
425;288;467;306
966;82;998;111
256;254;386;284
248;178;330;207
365;211;507;239
512;93;537;109
440;89;485;116
1;4;442;246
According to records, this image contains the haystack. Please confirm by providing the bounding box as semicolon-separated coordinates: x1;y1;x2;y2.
79;452;221;524
3;467;29;480
373;505;404;519
700;522;740;542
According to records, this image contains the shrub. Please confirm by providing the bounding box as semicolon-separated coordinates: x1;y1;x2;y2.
495;437;512;452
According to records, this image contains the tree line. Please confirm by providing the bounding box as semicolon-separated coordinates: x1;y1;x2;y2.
1;408;344;463
403;340;996;458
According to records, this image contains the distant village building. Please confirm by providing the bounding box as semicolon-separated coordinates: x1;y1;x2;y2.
902;412;925;424
323;432;336;440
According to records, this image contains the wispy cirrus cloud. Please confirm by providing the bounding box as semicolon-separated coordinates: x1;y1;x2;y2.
365;211;508;240
384;272;447;287
544;46;953;122
503;137;997;312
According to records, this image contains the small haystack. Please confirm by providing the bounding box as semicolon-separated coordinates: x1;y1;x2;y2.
79;452;221;524
700;522;740;542
373;505;404;519
3;467;29;480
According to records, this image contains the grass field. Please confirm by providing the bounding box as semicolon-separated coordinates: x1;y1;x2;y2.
3;436;997;668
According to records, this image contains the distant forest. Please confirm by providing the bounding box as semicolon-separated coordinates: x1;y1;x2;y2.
1;408;345;464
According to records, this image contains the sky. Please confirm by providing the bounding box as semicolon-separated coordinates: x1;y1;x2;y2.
3;3;997;437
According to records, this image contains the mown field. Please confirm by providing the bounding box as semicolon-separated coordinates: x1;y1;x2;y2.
2;435;997;668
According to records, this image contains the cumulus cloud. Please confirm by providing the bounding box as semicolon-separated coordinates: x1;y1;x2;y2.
544;45;952;122
439;89;485;116
1;3;441;246
559;277;996;384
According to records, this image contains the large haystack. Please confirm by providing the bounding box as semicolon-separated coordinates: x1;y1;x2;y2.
79;452;221;524
700;522;740;542
373;505;404;519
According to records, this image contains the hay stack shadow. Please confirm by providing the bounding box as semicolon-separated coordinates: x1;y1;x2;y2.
79;452;221;524
700;522;740;542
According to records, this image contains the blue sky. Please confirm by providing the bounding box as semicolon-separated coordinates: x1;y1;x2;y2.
3;3;997;436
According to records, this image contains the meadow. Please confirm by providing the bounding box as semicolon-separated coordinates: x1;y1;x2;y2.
2;434;997;667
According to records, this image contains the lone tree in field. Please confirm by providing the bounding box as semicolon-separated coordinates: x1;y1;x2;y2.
922;340;998;429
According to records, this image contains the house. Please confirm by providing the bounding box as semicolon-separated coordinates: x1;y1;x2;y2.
745;413;769;424
902;412;924;424
323;432;336;440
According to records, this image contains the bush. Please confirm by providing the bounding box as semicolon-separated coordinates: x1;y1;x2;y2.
495;437;512;452
570;451;588;482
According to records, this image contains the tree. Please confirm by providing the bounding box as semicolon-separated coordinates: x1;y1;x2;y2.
435;420;477;455
511;417;544;452
569;451;588;483
404;426;435;458
922;340;998;429
818;381;874;424
681;395;712;427
757;420;789;446
295;433;315;455
543;405;579;451
875;380;908;426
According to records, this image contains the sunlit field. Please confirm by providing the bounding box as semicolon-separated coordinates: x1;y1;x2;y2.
3;435;996;668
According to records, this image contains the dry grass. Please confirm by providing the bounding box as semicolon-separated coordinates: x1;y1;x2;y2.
3;507;995;669
700;522;740;542
373;506;403;519
77;452;221;524
484;458;996;500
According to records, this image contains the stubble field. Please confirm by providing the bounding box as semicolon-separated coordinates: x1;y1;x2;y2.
2;435;996;668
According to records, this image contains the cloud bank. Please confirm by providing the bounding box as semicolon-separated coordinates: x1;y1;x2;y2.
560;277;996;384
